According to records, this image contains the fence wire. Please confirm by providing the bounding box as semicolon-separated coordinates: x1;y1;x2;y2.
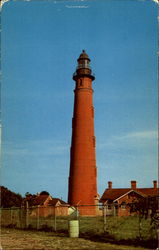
0;204;158;243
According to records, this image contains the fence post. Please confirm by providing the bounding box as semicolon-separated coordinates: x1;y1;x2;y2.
103;204;107;232
18;207;21;228
54;205;56;231
26;201;29;229
37;205;40;230
10;208;12;225
76;205;79;219
0;209;1;226
138;214;142;240
20;206;23;229
113;204;116;216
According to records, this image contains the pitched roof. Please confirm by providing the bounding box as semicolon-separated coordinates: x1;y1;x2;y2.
136;188;158;196
48;198;68;206
100;189;130;202
24;194;68;207
33;195;50;206
100;188;158;203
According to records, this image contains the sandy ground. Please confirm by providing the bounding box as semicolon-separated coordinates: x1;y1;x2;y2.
1;228;151;250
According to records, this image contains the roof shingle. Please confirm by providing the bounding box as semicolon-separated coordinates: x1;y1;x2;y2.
100;188;158;202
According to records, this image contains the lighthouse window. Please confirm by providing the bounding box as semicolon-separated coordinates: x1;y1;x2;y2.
93;136;96;147
84;60;87;67
84;60;89;68
79;79;83;86
92;106;94;117
78;60;89;69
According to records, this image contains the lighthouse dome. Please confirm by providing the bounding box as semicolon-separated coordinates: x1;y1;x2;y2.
78;50;90;61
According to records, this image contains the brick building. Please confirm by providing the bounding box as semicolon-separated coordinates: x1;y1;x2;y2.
23;193;69;217
100;180;158;216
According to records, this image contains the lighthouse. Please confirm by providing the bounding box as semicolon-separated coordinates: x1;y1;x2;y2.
68;50;98;215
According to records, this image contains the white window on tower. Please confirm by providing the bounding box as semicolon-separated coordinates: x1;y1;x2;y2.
84;60;89;68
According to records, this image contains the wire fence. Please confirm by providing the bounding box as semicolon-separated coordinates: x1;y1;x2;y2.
1;204;101;230
0;204;158;246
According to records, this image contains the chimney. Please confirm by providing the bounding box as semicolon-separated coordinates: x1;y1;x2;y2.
131;180;137;189
108;181;112;189
153;180;157;189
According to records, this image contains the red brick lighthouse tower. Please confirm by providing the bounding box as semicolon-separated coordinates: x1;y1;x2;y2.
68;50;98;215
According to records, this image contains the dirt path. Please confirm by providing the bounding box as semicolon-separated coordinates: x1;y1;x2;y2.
1;228;150;250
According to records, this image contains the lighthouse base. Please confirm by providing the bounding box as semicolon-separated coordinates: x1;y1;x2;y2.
76;205;100;216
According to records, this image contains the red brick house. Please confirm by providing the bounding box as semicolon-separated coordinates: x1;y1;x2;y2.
100;180;158;216
23;192;69;217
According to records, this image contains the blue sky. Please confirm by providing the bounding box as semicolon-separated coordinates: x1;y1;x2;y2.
1;0;158;200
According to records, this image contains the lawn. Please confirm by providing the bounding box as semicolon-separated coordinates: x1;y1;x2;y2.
1;227;152;250
1;212;158;249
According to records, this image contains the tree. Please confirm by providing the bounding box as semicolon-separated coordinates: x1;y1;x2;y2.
40;191;50;195
0;186;23;208
129;195;159;239
129;196;158;219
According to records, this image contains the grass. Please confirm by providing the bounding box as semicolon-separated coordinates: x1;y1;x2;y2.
77;216;158;249
2;215;158;249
